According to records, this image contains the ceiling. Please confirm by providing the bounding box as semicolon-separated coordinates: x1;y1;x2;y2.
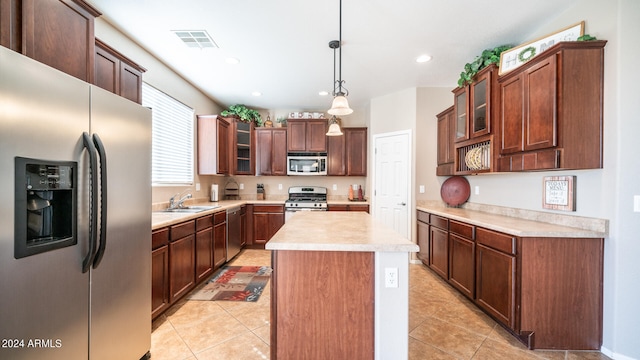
89;0;578;112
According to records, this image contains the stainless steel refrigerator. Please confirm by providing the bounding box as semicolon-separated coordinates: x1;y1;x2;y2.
0;46;152;359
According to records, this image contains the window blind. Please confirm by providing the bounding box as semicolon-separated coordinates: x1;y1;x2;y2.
142;82;194;185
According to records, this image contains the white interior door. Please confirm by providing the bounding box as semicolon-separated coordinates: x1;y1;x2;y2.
372;131;411;239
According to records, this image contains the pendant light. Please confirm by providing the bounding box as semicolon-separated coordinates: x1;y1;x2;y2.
328;0;353;117
326;115;343;136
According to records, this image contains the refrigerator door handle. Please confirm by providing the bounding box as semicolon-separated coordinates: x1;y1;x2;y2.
82;132;99;273
92;133;108;269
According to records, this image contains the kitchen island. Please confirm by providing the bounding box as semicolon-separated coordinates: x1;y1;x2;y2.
265;211;419;360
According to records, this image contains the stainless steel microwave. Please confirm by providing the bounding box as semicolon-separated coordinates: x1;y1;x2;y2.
287;154;327;175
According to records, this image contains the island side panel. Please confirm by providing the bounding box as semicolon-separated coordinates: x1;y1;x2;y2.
271;250;375;360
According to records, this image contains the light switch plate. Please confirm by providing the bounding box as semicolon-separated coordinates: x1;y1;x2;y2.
278;184;283;190
419;185;425;193
239;183;244;190
634;195;640;212
195;183;200;191
333;184;337;190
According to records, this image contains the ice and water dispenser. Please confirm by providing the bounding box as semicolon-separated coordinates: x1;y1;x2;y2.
14;157;77;258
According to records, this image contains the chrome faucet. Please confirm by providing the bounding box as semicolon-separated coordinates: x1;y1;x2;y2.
168;190;192;209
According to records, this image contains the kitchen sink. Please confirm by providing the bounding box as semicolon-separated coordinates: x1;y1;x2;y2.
157;205;221;213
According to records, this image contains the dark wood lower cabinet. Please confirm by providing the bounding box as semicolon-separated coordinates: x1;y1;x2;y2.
151;245;169;319
416;218;429;263
416;210;603;350
429;226;448;279
327;204;370;213
195;225;214;282
152;210;229;319
252;205;284;245
475;243;516;328
213;211;227;269
449;233;475;299
169;234;196;303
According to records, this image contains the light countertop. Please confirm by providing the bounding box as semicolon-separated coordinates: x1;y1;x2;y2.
152;200;279;229
151;199;369;230
265;211;419;252
416;202;607;238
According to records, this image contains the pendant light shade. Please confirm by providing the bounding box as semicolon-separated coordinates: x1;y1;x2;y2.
326;116;343;136
328;94;353;116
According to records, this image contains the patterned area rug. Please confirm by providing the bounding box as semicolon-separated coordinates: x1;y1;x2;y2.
188;266;272;302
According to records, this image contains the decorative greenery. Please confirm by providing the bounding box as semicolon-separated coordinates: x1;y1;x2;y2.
276;117;287;125
221;104;263;126
457;44;512;87
518;46;536;63
577;34;597;41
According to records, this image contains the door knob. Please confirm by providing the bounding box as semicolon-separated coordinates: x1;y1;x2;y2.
398;202;406;206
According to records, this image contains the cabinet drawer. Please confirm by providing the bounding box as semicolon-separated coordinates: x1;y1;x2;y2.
450;220;474;239
152;228;169;250
429;215;449;230
196;214;213;232
170;220;195;241
253;204;284;213
417;210;429;223
476;227;515;255
214;211;226;225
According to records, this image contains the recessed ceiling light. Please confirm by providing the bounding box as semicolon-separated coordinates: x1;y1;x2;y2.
319;91;330;96
173;30;218;49
226;57;240;65
252;91;262;97
416;54;432;63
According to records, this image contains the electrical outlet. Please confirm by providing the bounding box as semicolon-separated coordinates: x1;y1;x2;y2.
475;186;480;195
239;183;244;190
384;267;398;288
634;195;640;212
419;185;425;193
195;183;200;191
278;184;283;190
332;184;337;190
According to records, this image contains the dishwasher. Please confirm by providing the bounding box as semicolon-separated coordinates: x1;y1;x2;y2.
226;206;242;261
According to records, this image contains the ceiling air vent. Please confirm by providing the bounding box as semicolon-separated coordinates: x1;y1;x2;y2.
173;30;218;49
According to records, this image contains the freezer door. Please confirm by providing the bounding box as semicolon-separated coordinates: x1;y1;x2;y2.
88;86;152;360
0;47;91;359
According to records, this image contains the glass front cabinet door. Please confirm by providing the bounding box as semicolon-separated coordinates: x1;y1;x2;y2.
454;88;469;142
470;71;491;138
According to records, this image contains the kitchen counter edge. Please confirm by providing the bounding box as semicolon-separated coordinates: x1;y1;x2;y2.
152;200;281;230
416;204;607;238
265;212;419;253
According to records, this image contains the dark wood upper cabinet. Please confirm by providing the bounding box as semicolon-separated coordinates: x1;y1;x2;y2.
231;118;255;175
197;115;230;175
327;127;367;176
345;127;367;176
327;133;346;176
7;0;102;82
287;119;327;153
436;106;455;176
498;40;607;171
256;128;287;176
94;38;145;104
452;64;499;174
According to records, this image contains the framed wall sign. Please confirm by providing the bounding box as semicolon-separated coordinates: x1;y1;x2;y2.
499;21;584;75
542;176;576;211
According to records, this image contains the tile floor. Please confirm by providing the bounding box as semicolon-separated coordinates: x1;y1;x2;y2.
151;249;611;360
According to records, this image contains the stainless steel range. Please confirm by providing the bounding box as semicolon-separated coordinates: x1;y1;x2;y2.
285;186;328;221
